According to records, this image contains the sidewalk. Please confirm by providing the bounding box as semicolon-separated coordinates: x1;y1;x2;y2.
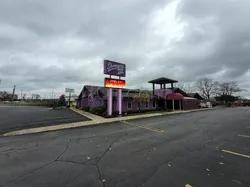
3;108;214;136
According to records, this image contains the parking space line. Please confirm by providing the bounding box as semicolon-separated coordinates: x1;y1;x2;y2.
120;120;164;133
222;149;250;159
238;134;250;138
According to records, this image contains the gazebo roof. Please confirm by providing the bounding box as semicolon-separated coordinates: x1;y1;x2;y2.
148;77;178;84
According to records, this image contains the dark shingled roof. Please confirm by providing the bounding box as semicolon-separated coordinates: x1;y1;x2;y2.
188;93;204;100
78;85;149;99
167;87;190;97
148;77;178;84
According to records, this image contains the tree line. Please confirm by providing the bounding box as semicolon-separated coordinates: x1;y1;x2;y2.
0;90;41;101
178;78;247;101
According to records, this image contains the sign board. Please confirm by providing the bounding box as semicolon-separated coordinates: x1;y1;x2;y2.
104;60;126;77
65;88;75;93
104;78;126;88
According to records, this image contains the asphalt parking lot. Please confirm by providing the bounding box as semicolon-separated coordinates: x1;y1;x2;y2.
0;107;250;187
0;106;90;134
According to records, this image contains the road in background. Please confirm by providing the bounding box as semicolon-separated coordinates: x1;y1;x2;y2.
0;107;250;187
0;107;90;134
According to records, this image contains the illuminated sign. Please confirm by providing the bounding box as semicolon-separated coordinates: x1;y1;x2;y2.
104;78;126;88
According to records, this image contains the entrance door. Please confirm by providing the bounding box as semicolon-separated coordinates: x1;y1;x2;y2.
158;99;165;109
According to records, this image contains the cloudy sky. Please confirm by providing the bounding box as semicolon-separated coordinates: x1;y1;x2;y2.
0;0;250;98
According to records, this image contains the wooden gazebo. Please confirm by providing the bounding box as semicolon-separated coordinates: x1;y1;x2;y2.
148;77;181;111
148;77;178;96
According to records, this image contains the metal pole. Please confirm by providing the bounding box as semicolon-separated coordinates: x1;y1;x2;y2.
69;92;71;107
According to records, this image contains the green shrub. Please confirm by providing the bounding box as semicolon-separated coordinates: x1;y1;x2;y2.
113;110;119;116
91;106;106;115
83;106;90;112
127;110;134;114
70;104;76;108
101;111;107;117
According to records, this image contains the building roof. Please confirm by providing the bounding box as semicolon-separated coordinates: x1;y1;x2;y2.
148;77;178;84
79;85;152;99
171;87;190;97
188;93;204;100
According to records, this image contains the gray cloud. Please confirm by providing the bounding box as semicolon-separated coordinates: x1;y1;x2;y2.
0;0;250;98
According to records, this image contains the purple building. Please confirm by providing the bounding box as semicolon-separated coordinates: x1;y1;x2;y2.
77;85;159;112
77;77;201;113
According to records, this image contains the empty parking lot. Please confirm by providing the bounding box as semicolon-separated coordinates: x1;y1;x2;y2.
0;106;90;134
0;107;250;187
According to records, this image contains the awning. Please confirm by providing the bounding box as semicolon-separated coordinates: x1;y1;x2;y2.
167;93;184;100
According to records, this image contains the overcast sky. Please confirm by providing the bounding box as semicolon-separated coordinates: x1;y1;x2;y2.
0;0;250;98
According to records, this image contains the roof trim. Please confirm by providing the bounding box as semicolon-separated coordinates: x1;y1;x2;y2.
148;77;178;84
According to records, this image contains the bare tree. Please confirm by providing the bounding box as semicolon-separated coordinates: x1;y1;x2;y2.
196;78;218;99
132;91;151;103
0;91;12;101
216;81;243;96
176;83;196;93
22;93;26;100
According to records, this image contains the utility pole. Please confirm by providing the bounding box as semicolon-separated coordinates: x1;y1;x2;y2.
12;85;16;102
68;92;71;108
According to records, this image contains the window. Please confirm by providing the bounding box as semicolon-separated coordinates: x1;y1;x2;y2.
153;100;156;108
145;101;149;108
138;102;141;108
128;100;132;109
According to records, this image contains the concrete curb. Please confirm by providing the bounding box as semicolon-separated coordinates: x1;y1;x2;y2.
3;108;215;137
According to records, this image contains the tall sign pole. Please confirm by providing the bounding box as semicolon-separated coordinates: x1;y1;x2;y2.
65;88;75;108
104;60;126;116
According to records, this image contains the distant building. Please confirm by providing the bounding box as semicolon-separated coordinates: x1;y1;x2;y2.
65;94;78;105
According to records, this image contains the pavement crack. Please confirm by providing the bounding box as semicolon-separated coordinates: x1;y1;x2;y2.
55;139;71;161
86;134;127;165
0;138;72;187
0;161;54;187
56;159;86;165
96;137;120;163
87;134;128;187
96;164;106;187
61;169;86;187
